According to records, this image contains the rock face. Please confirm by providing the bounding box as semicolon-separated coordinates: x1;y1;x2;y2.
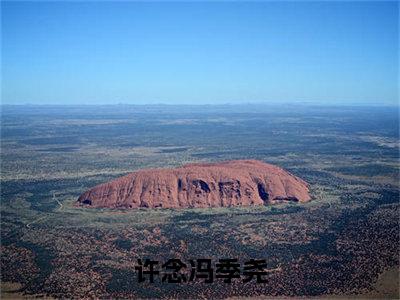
77;160;311;209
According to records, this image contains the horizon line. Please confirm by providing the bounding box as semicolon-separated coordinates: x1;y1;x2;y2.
1;102;399;108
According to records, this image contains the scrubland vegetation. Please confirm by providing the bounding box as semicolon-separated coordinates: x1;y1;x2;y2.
1;105;399;298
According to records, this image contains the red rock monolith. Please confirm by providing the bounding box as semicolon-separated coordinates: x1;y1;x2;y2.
77;160;311;209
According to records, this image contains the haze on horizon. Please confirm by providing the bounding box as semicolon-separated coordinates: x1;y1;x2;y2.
1;1;398;106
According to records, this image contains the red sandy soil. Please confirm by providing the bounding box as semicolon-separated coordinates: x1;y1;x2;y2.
77;160;311;209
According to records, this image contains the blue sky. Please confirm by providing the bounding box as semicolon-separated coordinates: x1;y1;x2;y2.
1;1;398;105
